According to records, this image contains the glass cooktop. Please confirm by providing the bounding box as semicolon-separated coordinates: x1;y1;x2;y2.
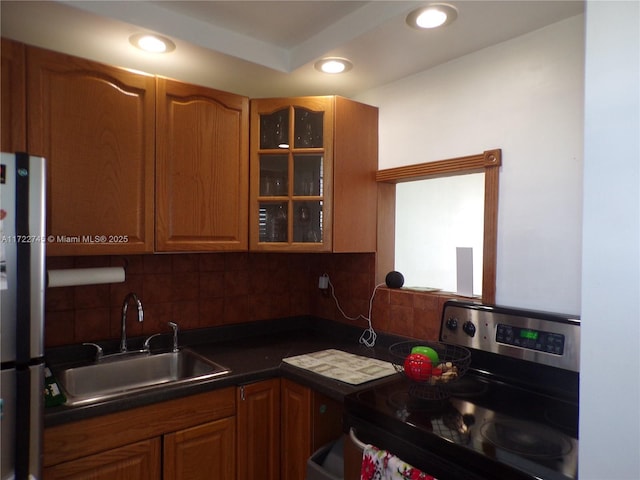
345;373;579;480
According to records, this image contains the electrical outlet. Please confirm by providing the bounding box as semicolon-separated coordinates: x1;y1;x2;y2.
318;274;329;289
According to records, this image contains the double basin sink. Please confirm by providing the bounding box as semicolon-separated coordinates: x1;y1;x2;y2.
52;349;230;406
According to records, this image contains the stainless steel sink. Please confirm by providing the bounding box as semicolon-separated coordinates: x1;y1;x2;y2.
53;349;230;406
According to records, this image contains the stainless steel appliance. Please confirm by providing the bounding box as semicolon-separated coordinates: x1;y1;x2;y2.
1;152;46;480
345;300;580;480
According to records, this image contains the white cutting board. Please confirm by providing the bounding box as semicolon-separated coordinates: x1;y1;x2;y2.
282;349;397;385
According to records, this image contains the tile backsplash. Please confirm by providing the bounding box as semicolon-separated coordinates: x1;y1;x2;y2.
45;252;452;347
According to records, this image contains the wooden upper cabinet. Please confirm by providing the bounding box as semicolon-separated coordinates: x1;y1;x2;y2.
155;78;249;251
26;46;155;255
1;38;26;152
332;96;378;252
249;96;378;252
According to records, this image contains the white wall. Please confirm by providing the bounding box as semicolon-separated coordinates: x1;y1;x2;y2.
580;1;640;478
356;15;585;315
359;7;640;478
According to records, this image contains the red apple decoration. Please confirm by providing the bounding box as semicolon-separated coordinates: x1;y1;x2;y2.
403;353;433;381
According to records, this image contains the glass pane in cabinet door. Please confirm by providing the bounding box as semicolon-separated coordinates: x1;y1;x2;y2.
260;155;288;196
260;108;290;149
293;155;323;197
294;108;323;148
293;201;323;243
259;202;288;242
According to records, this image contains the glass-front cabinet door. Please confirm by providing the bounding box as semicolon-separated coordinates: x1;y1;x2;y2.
250;97;334;251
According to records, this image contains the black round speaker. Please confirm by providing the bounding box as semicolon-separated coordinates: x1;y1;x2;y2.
385;271;404;289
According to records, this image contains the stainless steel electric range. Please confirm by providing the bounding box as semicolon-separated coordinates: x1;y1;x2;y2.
345;300;580;480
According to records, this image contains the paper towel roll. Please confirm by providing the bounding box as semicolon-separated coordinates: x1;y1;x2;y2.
47;267;125;288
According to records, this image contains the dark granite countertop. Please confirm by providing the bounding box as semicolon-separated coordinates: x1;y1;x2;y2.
44;316;407;428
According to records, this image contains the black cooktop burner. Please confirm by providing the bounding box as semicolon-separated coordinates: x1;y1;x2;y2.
480;419;573;458
440;374;490;397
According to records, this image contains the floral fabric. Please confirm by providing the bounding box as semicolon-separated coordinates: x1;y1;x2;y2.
360;444;437;480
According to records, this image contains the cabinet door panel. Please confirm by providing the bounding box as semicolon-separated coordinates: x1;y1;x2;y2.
280;380;345;480
156;78;248;251
237;379;281;480
250;97;334;252
164;417;236;480
1;38;26;152
250;96;377;253
280;378;312;480
333;97;378;252
43;438;160;480
26;46;155;255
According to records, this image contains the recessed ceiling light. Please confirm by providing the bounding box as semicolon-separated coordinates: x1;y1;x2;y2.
314;57;353;74
129;33;176;53
406;3;458;29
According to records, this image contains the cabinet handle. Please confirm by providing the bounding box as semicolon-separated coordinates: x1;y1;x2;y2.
240;385;245;401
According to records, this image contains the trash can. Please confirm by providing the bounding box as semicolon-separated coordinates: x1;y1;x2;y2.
306;436;345;480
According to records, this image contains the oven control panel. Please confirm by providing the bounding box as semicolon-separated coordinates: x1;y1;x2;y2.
440;300;580;372
495;323;565;355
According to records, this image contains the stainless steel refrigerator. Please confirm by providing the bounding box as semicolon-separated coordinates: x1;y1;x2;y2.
1;152;46;480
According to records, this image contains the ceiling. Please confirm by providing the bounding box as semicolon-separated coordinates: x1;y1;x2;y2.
0;0;584;98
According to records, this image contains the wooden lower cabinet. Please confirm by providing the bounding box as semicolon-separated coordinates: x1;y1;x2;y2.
44;381;343;480
44;389;236;479
43;438;161;480
236;378;344;480
164;417;236;480
281;378;344;480
237;378;281;480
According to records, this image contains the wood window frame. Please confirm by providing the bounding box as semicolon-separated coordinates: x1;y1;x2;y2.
376;149;501;304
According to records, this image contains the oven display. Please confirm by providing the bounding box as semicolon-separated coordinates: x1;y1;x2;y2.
520;329;538;340
496;324;565;355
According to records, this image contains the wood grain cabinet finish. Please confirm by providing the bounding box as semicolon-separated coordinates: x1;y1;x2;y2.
44;438;161;480
164;417;236;480
249;96;378;252
44;389;235;478
280;379;313;480
236;378;281;480
1;38;26;152
280;379;344;480
156;78;249;251
26;46;155;255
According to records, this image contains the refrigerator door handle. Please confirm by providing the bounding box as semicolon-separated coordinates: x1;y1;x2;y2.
30;364;44;480
14;153;46;363
14;365;44;480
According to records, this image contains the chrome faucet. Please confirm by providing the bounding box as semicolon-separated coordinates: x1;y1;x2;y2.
120;292;144;353
142;321;180;353
168;321;179;353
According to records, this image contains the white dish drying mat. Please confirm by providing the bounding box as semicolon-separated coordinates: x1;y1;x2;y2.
282;349;397;385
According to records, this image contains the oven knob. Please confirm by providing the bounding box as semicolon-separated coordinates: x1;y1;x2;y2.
462;321;476;337
446;317;458;331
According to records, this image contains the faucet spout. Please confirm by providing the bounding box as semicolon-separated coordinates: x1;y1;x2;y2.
168;322;179;353
120;293;144;353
